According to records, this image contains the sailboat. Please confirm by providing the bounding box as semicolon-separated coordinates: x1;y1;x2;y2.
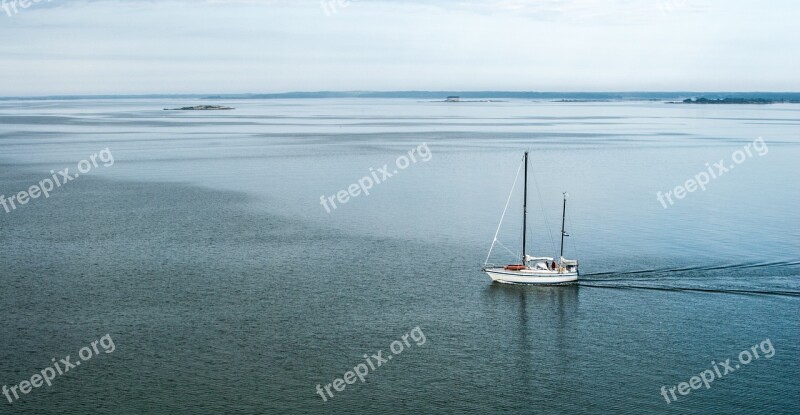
482;151;579;284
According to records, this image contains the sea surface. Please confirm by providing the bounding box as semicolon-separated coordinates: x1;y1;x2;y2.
0;98;798;414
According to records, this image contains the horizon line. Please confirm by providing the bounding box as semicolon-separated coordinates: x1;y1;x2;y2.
3;90;800;101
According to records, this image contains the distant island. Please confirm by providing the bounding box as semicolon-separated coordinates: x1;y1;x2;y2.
438;95;503;103
677;97;800;104
164;105;234;110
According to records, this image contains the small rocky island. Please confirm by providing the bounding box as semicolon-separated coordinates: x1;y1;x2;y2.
164;105;234;110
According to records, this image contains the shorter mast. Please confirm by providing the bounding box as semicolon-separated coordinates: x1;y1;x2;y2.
559;192;567;262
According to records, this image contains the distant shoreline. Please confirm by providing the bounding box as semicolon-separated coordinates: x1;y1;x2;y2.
671;97;800;104
2;91;800;102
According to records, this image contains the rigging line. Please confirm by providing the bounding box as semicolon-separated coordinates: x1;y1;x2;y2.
485;154;524;266
528;154;557;257
495;239;519;261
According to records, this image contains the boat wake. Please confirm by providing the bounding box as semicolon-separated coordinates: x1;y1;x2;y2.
578;260;800;297
581;260;800;279
578;283;800;297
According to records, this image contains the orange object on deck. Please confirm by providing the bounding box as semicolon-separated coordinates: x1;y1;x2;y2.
504;264;526;271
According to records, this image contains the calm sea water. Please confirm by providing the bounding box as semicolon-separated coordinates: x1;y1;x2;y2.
0;98;798;414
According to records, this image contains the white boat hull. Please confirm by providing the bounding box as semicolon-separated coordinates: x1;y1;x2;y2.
483;267;578;284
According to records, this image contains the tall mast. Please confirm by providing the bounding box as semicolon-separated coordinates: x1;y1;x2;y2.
560;192;567;262
522;152;528;263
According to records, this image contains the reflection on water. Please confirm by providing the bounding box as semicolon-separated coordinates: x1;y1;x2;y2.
485;283;580;386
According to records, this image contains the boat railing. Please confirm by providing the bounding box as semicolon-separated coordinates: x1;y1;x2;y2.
482;263;510;271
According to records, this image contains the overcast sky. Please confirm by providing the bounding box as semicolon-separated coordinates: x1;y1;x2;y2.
1;0;798;95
